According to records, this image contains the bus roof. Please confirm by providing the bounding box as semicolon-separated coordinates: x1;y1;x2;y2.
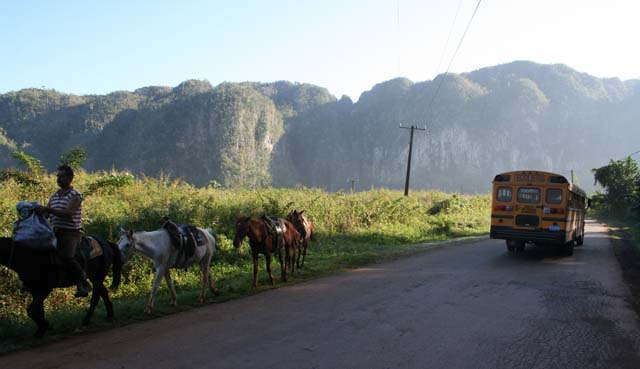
493;170;587;198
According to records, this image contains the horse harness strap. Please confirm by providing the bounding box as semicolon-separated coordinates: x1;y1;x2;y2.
162;218;204;269
262;215;284;251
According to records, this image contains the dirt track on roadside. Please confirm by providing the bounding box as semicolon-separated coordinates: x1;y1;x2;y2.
1;220;639;369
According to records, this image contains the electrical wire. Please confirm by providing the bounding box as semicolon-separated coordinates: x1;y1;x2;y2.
426;0;483;124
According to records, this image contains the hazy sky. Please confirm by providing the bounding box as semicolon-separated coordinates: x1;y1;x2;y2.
2;0;638;101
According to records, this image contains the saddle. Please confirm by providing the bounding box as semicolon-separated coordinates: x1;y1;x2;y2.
262;215;284;251
161;217;204;269
48;236;103;287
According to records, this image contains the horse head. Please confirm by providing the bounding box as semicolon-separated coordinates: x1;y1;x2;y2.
117;228;137;264
233;216;252;249
287;210;307;239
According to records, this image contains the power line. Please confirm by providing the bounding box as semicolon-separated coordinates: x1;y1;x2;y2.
434;0;464;76
426;0;483;125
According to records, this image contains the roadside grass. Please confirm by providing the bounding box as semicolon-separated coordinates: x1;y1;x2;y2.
592;214;640;248
0;171;490;353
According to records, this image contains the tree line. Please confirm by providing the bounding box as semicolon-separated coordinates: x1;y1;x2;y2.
592;156;640;216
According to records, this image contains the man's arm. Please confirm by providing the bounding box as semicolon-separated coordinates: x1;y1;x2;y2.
39;195;81;219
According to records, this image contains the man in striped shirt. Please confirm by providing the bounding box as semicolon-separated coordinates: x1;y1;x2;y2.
38;165;91;297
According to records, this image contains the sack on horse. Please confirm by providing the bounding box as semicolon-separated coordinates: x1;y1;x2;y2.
13;201;56;250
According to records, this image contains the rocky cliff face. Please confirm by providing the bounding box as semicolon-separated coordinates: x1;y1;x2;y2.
1;61;638;192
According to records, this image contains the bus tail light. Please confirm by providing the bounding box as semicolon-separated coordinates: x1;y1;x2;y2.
544;207;565;214
493;205;513;211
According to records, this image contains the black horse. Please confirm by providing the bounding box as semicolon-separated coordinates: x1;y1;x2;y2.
0;236;122;337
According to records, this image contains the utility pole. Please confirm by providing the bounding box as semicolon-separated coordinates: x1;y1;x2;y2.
399;125;426;196
571;169;575;183
347;178;359;193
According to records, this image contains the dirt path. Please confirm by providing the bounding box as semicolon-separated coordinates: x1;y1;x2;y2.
1;220;639;369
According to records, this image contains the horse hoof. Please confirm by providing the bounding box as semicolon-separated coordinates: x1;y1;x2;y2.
34;321;50;338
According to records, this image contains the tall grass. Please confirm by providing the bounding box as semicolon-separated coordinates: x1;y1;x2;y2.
0;170;490;350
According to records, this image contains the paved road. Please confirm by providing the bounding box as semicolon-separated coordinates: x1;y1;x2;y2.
2;220;639;369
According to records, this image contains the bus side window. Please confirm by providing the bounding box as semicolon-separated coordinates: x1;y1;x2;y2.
497;187;512;202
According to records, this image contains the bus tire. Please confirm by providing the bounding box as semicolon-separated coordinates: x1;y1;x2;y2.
563;241;574;256
576;236;584;246
515;241;525;252
506;240;515;252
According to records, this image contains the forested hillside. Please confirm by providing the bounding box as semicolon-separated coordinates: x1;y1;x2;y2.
1;61;638;191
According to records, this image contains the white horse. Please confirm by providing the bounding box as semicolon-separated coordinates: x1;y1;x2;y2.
118;227;219;315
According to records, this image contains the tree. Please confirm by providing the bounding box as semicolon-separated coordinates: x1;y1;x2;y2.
11;150;45;176
59;148;87;170
592;157;640;215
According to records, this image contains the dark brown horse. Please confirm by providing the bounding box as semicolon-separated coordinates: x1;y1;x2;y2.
233;216;302;289
0;236;122;337
287;210;315;268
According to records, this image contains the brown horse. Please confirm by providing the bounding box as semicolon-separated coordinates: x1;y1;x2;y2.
233;216;302;288
287;210;315;268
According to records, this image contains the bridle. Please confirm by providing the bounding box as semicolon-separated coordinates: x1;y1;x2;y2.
121;232;138;262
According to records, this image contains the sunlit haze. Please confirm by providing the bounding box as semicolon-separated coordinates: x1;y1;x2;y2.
1;0;638;101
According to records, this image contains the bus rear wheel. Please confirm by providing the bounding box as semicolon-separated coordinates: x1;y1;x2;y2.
563;241;574;256
576;235;584;246
506;240;525;252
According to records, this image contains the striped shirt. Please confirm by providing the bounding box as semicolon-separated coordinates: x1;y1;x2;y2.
48;188;82;230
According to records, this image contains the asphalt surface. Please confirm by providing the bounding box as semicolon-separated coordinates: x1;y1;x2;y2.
1;220;639;369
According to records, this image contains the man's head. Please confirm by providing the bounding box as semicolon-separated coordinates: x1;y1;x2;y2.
56;165;74;188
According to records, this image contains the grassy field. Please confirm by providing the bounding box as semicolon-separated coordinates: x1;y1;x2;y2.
0;170;491;352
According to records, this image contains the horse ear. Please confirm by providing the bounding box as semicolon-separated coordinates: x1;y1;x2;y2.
119;227;126;234
128;229;133;237
300;210;305;215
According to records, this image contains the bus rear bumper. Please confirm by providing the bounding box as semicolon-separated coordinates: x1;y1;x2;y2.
490;226;566;244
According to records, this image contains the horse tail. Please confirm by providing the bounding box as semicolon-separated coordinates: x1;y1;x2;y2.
310;228;316;241
204;228;216;249
109;240;123;291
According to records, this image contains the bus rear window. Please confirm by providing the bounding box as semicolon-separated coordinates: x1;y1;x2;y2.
517;188;541;203
496;187;512;202
546;189;563;204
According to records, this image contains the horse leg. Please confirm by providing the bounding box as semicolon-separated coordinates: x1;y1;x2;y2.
296;242;302;269
206;263;220;296
82;283;100;326
284;247;291;279
301;241;308;268
266;253;276;285
146;265;166;315
200;262;218;303
251;251;259;289
98;282;115;323
277;249;286;283
28;289;51;338
164;270;177;307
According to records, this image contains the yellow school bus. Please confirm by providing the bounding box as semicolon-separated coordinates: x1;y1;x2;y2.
490;170;588;255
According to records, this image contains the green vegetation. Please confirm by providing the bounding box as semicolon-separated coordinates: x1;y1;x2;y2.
0;170;490;351
592;157;640;216
591;156;640;253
